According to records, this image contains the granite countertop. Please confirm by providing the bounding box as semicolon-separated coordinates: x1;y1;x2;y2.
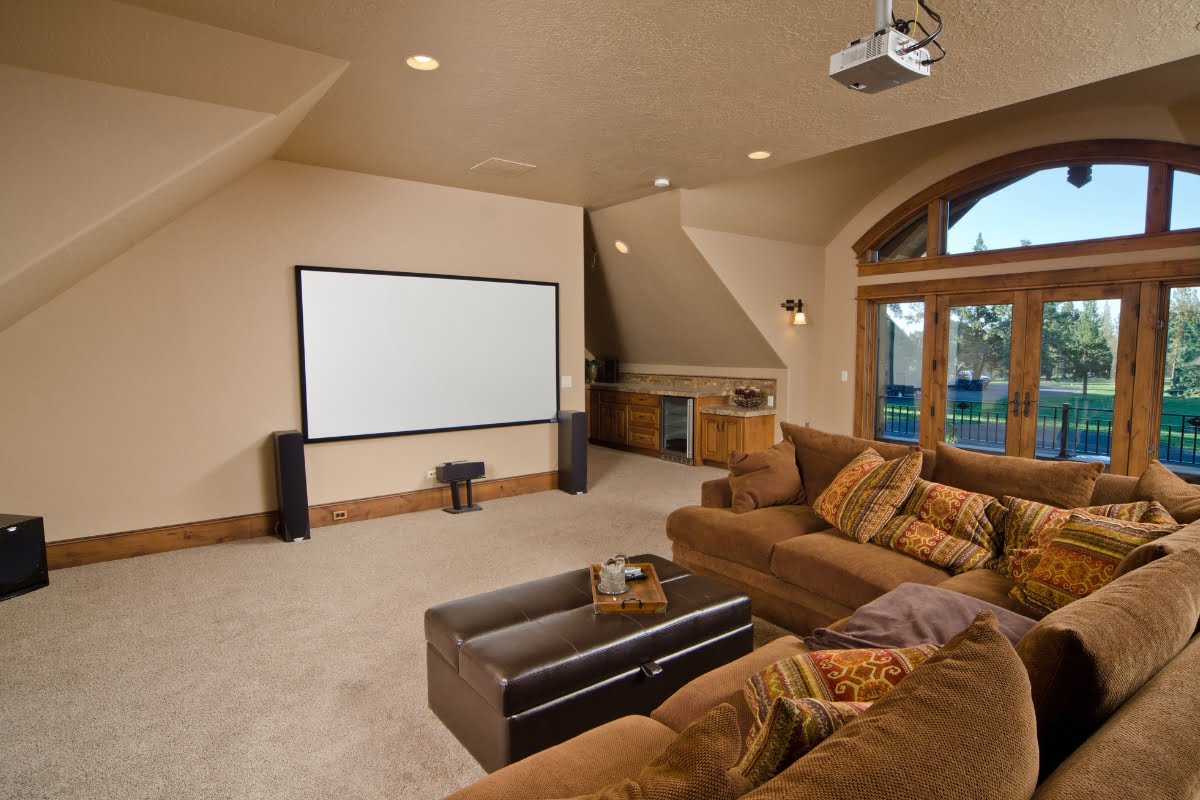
587;382;726;399
700;403;776;418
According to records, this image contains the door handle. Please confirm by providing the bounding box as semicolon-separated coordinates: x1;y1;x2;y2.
1023;391;1032;418
1010;393;1020;417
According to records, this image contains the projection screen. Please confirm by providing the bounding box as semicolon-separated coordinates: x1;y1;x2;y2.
296;266;559;442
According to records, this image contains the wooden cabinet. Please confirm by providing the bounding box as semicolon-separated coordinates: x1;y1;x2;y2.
589;389;665;456
597;400;628;444
699;413;776;467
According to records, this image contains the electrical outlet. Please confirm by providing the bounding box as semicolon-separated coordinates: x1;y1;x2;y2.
426;469;437;479
332;510;348;521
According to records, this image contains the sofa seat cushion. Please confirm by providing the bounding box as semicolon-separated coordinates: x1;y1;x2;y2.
931;442;1103;509
769;530;951;609
441;715;678;800
936;569;1035;617
667;505;831;572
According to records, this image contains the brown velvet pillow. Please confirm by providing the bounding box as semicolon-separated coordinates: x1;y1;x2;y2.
736;612;1039;800
1131;459;1200;523
729;440;805;513
780;423;930;501
563;703;745;800
1018;547;1200;776
931;443;1103;509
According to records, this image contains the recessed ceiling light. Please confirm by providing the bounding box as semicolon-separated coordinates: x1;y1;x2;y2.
614;240;630;254
748;150;772;160
654;177;671;188
406;54;439;71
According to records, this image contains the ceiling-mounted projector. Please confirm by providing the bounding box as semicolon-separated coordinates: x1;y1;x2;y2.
830;0;945;93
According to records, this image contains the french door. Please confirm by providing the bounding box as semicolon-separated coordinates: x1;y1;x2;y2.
872;285;1139;471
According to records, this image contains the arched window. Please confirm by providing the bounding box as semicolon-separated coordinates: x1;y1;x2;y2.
857;140;1200;275
853;140;1200;479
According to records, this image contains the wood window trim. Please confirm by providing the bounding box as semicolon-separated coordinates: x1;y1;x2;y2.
854;139;1200;274
856;259;1200;475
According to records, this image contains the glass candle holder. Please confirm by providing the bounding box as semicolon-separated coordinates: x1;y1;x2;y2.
597;554;628;594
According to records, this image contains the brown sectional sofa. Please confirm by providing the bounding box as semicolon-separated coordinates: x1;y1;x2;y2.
669;425;1131;630
444;427;1200;800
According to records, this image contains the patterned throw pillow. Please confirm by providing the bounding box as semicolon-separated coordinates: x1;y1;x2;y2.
901;479;1001;557
1015;512;1182;615
734;697;870;788
998;497;1177;584
743;645;939;734
812;448;924;543
873;514;995;574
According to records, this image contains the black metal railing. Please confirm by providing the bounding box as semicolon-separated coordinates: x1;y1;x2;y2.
876;395;1200;469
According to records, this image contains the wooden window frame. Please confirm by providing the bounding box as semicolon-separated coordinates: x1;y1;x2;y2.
856;258;1200;475
856;140;1200;277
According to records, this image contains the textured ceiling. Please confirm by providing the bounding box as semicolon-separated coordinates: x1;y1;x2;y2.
122;0;1200;207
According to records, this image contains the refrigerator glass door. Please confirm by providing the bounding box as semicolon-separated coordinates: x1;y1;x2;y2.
661;397;693;461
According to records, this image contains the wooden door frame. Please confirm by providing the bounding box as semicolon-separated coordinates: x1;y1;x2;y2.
855;257;1200;475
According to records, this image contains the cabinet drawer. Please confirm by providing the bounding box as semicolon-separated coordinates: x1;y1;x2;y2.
599;391;625;403
628;393;660;407
629;407;660;426
627;426;659;449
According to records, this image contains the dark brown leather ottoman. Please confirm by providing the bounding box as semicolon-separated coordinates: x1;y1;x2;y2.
425;553;752;772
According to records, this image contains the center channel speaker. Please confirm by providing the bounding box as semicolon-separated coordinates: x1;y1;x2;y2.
272;430;310;542
0;514;49;602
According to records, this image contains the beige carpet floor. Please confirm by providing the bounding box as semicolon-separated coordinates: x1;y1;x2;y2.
0;447;782;800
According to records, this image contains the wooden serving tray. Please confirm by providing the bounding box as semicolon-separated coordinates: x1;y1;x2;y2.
590;562;668;614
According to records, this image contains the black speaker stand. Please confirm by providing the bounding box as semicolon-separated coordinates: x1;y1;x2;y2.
443;479;483;514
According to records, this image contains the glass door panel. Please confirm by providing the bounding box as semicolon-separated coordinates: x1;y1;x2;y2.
1159;286;1200;477
874;302;924;443
944;303;1014;454
1033;298;1122;467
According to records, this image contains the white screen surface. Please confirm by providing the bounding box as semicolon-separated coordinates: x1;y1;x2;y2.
297;267;559;441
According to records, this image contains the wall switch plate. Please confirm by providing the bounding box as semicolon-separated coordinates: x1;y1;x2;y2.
840;371;849;382
426;469;436;479
561;375;572;388
767;395;775;407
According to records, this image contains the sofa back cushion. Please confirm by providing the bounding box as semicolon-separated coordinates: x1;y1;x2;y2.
780;423;932;501
738;613;1039;800
728;439;805;512
1017;547;1200;775
1131;459;1200;523
1088;472;1137;506
1032;634;1200;800
931;443;1102;509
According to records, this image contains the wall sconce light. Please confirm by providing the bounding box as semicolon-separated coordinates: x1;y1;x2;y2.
781;298;807;326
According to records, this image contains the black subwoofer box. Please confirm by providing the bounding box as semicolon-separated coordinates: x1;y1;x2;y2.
0;514;48;602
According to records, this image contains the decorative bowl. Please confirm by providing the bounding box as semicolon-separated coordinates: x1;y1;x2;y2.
733;395;766;409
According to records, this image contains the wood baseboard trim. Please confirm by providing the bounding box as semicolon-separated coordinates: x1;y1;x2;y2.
307;471;557;526
47;470;559;570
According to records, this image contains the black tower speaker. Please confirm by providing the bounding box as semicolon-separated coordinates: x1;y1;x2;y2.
0;514;48;602
557;410;588;494
272;430;310;542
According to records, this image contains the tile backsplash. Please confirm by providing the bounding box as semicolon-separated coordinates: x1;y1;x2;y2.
615;372;776;398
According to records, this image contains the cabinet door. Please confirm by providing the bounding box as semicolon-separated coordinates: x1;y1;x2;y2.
723;417;745;461
588;391;598;439
699;416;725;462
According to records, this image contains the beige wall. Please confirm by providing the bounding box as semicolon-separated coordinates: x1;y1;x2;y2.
585;190;782;369
682;227;824;423
0;160;583;541
814;105;1196;434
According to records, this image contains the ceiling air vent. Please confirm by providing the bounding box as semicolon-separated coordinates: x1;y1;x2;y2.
469;158;537;177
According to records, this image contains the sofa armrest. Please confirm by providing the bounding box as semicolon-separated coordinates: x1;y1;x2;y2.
701;477;733;508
